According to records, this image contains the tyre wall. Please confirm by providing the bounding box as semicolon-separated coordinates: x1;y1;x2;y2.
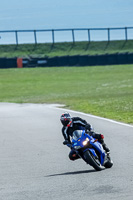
0;53;133;68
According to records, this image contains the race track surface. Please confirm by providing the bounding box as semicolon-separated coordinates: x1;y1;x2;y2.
0;103;133;200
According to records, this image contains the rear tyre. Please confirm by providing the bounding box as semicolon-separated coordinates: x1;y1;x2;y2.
104;157;113;168
83;151;103;171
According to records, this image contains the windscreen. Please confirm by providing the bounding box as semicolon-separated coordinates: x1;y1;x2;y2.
72;130;82;140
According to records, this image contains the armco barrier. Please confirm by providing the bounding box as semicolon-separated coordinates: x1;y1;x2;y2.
78;55;89;66
57;56;69;66
96;54;108;65
68;55;79;66
22;59;29;67
27;58;38;68
0;58;17;68
107;54;118;65
127;53;133;64
47;56;58;66
88;55;97;66
0;58;6;68
0;53;133;68
22;58;48;67
37;58;48;67
117;53;128;65
6;58;17;68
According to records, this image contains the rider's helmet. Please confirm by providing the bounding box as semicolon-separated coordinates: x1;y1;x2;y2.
60;112;72;127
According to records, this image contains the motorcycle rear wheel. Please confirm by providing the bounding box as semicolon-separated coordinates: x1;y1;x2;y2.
104;156;113;168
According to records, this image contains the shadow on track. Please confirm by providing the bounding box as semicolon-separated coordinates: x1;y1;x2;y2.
46;169;97;177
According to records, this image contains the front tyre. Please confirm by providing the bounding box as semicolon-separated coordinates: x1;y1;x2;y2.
84;151;103;171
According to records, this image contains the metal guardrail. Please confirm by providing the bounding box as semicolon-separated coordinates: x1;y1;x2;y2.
0;27;133;45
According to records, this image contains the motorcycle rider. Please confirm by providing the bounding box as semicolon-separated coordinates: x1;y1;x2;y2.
60;112;110;161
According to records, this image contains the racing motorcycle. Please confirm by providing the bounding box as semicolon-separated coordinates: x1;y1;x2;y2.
67;130;113;171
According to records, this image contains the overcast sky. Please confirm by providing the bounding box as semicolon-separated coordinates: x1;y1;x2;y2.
0;0;133;30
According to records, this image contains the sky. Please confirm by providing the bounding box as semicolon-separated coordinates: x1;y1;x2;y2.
0;0;133;44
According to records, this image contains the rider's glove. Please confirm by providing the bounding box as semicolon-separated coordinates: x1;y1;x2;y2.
85;124;91;131
85;124;94;132
63;140;70;145
63;140;72;148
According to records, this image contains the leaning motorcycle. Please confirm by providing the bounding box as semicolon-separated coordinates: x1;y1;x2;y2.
67;130;113;171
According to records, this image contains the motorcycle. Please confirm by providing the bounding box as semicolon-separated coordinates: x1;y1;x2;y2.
67;130;113;171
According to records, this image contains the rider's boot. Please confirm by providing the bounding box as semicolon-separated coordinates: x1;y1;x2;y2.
102;143;110;153
99;136;110;157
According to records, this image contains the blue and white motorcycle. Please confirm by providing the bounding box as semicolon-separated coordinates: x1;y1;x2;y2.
67;130;113;171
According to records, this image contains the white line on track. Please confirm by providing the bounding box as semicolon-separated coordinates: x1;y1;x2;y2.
48;104;133;128
0;103;133;128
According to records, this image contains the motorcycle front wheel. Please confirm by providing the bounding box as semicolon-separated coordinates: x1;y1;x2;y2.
83;150;104;171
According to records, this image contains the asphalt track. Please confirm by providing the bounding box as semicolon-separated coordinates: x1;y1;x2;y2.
0;103;133;200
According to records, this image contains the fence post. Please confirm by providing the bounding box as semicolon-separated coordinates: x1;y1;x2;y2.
15;31;18;45
34;30;37;44
108;28;110;42
72;29;75;43
52;30;55;44
125;27;128;41
88;29;90;42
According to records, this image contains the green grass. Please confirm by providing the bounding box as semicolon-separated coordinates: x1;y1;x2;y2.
0;65;133;124
0;40;133;58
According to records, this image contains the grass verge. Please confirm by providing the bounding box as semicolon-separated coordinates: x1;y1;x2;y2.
0;40;133;58
0;65;133;124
